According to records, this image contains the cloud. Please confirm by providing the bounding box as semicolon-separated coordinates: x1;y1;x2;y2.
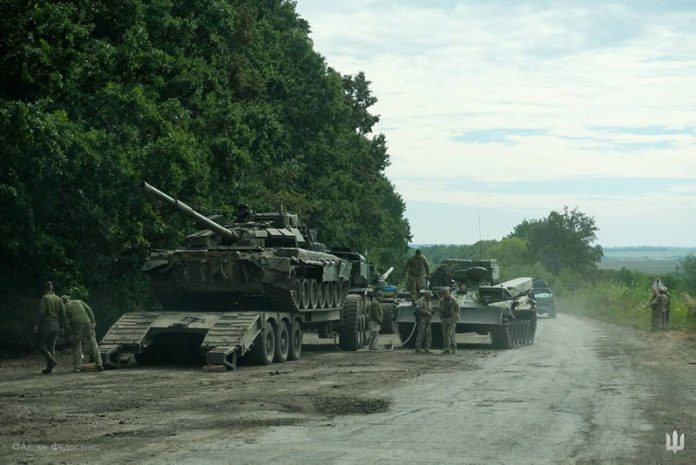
451;128;549;145
295;0;696;245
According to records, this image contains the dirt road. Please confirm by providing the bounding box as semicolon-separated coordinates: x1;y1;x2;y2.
1;314;695;464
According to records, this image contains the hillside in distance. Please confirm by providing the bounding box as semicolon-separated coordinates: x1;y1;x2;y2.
599;246;695;274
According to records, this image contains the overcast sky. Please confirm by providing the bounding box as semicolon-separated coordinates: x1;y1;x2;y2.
294;0;696;247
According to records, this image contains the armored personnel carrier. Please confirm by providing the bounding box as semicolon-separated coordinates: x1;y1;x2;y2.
395;259;537;349
100;183;353;370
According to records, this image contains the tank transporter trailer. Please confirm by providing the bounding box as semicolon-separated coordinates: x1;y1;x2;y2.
100;183;372;371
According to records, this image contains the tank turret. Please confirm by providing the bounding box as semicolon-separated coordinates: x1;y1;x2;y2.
141;183;351;312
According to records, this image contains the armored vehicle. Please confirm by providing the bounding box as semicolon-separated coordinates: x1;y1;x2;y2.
395;259;537;349
100;183;353;370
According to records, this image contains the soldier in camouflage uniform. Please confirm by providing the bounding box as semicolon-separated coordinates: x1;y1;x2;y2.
62;296;103;372
663;288;671;329
415;290;433;353
403;250;430;303
34;281;66;374
649;289;669;332
368;291;384;350
438;288;459;354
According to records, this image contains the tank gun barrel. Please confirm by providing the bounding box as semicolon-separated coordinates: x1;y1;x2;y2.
142;182;237;241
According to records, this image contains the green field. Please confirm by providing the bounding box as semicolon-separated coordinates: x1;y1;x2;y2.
599;247;694;274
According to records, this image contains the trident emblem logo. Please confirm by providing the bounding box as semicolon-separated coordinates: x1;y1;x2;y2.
665;430;685;453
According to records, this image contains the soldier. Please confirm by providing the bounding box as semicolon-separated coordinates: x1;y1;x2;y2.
439;288;459;354
663;287;671;329
403;249;430;303
415;290;433;354
368;291;384;350
649;289;668;331
34;281;66;374
62;295;104;372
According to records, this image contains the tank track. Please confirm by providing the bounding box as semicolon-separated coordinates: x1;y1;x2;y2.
491;314;537;349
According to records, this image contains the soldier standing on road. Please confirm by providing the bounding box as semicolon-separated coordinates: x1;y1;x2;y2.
649;289;668;331
62;295;104;372
415;290;433;354
439;288;459;354
34;281;66;374
368;291;384;350
663;288;671;329
404;249;430;303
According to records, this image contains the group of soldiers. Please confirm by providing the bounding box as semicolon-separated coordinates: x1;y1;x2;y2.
648;287;671;332
33;249;445;372
35;281;103;374
404;249;460;355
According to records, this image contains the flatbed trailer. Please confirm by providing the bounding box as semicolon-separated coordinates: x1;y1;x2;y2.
99;301;368;371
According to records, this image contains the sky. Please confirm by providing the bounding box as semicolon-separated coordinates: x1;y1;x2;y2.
293;0;696;247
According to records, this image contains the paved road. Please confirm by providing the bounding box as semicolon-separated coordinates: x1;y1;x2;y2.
149;314;696;465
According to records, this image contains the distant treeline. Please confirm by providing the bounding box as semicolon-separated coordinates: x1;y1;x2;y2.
0;0;410;345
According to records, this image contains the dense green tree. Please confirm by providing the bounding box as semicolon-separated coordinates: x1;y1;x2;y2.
0;0;410;345
510;207;603;276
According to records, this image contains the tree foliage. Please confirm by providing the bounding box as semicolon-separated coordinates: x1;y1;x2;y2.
0;0;410;343
510;206;603;276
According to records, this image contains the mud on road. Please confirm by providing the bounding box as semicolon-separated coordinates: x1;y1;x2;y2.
3;316;696;464
0;333;491;464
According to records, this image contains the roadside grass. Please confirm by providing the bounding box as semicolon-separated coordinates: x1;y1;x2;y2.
559;281;696;332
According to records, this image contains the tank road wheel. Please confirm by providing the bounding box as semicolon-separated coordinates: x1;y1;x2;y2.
318;282;328;308
309;280;319;309
339;295;361;351
288;322;303;361
325;282;336;308
289;270;301;309
491;319;513;349
335;282;346;307
300;279;311;309
250;322;276;365
274;321;290;363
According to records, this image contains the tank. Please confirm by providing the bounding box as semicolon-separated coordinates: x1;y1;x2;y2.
395;259;537;349
141;182;351;313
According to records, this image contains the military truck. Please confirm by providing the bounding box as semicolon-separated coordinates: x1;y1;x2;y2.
394;259;537;349
328;249;400;341
100;183;356;370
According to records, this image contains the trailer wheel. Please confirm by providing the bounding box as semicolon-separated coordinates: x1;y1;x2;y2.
288;322;303;361
250;322;276;365
274;321;289;363
339;295;361;350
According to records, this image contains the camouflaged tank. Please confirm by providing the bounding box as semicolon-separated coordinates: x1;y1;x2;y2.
141;183;351;313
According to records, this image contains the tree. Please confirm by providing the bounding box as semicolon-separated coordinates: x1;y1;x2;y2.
0;0;411;345
510;207;603;275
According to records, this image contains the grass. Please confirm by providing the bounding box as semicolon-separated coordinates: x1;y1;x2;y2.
560;281;696;332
